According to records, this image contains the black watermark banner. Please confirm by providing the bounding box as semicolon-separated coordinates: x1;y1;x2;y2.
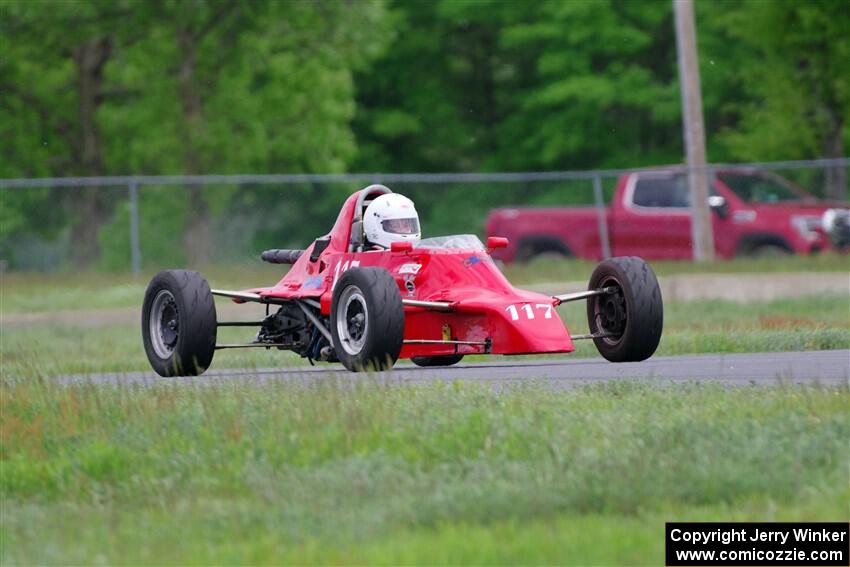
666;522;849;566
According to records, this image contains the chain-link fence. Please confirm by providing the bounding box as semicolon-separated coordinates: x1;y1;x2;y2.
1;158;847;272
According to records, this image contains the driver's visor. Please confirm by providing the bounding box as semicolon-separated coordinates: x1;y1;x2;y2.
381;218;419;235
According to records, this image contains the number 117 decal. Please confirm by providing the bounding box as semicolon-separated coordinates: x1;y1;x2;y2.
505;303;554;321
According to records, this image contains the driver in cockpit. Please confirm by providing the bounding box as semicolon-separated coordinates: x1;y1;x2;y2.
363;193;421;249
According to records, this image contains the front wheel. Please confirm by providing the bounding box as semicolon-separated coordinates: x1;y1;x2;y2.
331;267;405;371
586;257;662;362
142;270;217;376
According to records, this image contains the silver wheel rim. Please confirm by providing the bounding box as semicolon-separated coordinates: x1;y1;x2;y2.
592;276;626;345
336;285;368;356
149;289;179;359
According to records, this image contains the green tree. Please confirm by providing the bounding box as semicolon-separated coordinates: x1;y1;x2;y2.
352;0;478;172
702;0;850;199
351;0;683;237
0;0;138;267
98;0;391;265
353;0;681;173
496;0;679;170
2;0;391;269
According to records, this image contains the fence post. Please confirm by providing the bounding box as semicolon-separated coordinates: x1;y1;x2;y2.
593;174;612;259
128;180;142;275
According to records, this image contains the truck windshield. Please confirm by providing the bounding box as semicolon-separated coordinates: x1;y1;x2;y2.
717;173;807;203
418;234;485;250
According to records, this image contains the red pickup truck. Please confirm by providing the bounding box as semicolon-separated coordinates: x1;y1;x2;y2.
486;168;850;262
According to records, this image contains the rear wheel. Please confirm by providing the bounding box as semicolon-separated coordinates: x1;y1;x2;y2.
142;270;217;376
586;257;662;362
411;355;464;367
331;267;404;371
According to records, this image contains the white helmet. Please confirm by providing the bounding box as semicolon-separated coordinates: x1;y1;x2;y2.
364;193;421;248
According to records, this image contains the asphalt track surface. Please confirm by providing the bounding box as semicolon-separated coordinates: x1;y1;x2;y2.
63;350;849;389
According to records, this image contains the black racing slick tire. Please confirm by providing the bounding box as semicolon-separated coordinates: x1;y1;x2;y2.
411;355;464;367
586;256;663;362
331;267;405;372
142;269;217;376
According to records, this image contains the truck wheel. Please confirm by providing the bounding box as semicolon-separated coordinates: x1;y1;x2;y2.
586;257;662;362
411;355;464;367
517;237;572;263
142;270;217;376
750;243;791;258
331;267;404;371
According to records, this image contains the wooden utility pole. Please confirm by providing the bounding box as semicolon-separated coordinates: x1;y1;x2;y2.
673;0;715;261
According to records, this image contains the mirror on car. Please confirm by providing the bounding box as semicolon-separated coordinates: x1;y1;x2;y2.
487;236;509;249
707;196;729;220
390;241;413;252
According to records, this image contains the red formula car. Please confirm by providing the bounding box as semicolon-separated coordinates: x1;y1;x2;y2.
142;185;664;375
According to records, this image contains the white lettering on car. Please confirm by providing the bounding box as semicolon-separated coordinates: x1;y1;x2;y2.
505;303;554;321
332;259;361;290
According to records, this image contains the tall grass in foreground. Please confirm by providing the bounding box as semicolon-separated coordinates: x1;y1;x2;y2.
2;379;847;564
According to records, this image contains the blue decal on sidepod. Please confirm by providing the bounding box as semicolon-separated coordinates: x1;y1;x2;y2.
463;256;482;268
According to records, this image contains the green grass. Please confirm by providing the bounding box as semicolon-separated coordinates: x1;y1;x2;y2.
2;253;848;314
2;379;847;564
